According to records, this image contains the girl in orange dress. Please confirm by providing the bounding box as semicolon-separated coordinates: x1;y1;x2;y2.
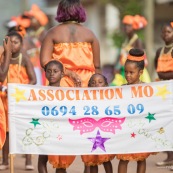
0;31;36;170
116;48;154;173
39;0;101;173
154;22;173;168
0;37;11;151
82;73;115;173
38;60;76;173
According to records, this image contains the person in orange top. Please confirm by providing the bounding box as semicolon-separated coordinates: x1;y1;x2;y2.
23;4;49;85
0;31;36;171
154;22;173;169
0;37;12;152
39;0;100;172
111;15;150;86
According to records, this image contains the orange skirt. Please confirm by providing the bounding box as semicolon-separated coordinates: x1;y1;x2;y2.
48;155;75;169
116;152;156;161
81;154;115;166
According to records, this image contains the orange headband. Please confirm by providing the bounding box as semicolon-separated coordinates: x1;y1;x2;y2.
127;55;144;61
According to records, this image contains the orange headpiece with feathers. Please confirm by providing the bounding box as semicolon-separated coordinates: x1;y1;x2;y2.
122;15;147;30
25;4;48;26
11;15;31;28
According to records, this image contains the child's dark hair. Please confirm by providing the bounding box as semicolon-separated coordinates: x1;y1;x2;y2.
88;73;108;87
44;60;63;72
125;48;145;70
7;31;23;43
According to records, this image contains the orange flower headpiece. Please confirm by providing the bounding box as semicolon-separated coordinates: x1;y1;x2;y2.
127;55;144;61
170;22;173;28
122;15;147;30
24;4;48;26
16;25;26;38
11;15;31;28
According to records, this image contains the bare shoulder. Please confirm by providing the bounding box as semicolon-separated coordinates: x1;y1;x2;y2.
21;53;31;66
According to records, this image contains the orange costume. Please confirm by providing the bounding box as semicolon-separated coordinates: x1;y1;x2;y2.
24;4;48;85
52;42;95;87
0;92;6;149
0;49;7;149
1;54;29;131
48;42;96;168
81;155;115;167
156;47;173;73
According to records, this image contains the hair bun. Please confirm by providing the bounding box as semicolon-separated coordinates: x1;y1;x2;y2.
129;48;144;57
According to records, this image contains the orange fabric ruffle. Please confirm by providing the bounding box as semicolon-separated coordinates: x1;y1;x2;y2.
81;154;115;166
116;152;155;161
52;42;95;87
48;155;75;169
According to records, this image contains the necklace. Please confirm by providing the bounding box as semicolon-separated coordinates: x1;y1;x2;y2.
165;43;173;48
10;53;21;61
62;21;79;24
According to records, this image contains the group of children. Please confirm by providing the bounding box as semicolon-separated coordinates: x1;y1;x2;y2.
0;3;173;173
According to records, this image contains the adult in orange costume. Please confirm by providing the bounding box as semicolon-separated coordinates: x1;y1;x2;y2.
111;15;150;86
0;37;12;151
23;4;48;85
0;31;36;171
39;0;100;173
154;22;173;169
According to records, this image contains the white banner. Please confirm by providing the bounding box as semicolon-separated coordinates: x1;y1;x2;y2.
8;80;173;155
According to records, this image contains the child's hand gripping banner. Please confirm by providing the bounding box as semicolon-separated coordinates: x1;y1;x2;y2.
8;80;173;155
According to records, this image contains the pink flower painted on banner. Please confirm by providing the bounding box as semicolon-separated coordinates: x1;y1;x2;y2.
69;117;126;134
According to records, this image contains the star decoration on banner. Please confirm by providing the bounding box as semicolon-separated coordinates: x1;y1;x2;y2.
88;130;110;152
131;132;136;138
30;118;41;128
11;88;27;102
158;127;165;134
145;112;156;123
155;85;171;100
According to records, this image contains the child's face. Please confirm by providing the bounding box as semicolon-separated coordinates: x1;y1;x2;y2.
45;64;63;86
124;24;134;35
161;26;173;44
10;36;22;54
90;75;107;87
125;62;143;85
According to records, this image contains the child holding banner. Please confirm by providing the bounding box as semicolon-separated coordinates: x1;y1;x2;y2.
38;60;75;173
81;73;115;173
0;31;36;170
154;22;173;168
116;48;152;173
